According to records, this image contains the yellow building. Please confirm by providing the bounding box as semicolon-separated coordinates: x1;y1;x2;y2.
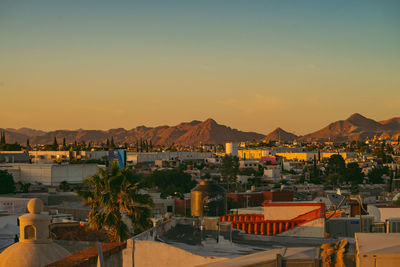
238;149;270;160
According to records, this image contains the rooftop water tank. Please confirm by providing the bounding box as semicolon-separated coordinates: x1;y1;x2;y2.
191;180;226;217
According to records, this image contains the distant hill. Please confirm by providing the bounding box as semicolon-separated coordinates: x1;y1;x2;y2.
263;127;298;142
0;128;31;144
2;114;399;145
299;113;400;142
380;117;400;130
2;119;266;145
5;127;46;137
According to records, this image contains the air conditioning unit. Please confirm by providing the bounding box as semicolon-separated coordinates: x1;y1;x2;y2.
372;222;385;233
326;216;374;238
357;215;374;233
388;218;400;233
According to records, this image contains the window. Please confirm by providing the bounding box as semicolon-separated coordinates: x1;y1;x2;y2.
167;206;173;213
24;225;36;240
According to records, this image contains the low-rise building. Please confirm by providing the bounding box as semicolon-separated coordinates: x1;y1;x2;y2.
0;163;100;186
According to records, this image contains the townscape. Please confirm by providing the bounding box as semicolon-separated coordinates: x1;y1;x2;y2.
0;113;400;266
1;1;399;266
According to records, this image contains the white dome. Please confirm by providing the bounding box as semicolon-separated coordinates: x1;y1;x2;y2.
0;198;70;266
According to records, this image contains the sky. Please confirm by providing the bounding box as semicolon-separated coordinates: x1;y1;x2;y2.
0;0;399;135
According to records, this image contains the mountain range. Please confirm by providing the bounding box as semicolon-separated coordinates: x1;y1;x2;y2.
1;114;399;145
0;119;265;146
299;113;400;142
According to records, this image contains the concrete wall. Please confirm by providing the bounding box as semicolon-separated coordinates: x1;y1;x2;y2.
0;197;30;213
126;240;227;267
51;164;99;185
133;218;177;241
356;233;400;267
19;164;53;185
264;202;322;221
378;207;400;221
278;218;325;238
0;163;99;186
264;168;281;179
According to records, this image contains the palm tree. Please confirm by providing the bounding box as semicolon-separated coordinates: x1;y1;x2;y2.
78;163;153;242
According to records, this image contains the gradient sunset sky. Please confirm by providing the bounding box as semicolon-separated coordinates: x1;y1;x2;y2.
1;0;399;135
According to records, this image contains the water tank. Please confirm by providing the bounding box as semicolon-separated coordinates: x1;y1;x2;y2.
225;142;238;157
191;180;227;217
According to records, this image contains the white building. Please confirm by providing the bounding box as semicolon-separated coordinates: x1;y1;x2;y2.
126;152;212;165
263;167;281;180
0;163;100;186
239;160;259;170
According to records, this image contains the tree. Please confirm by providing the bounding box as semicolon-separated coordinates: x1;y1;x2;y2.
0;132;6;145
148;170;197;198
327;155;346;175
368;166;389;184
59;180;70;192
345;162;364;186
77;163;153;242
17;182;31;193
26;139;30;150
0;170;16;194
221;155;239;192
53;137;58;150
110;137;115;149
62;138;67;149
326;173;342;186
0;142;22;151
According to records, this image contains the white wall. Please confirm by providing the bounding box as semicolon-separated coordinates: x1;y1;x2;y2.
263;168;281;179
0;164;99;186
19;164;52;185
51;164;99;185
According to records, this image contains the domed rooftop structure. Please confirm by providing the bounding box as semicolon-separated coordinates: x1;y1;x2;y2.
0;198;70;267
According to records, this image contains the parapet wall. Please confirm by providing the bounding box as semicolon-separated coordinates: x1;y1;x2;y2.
126;240;227;267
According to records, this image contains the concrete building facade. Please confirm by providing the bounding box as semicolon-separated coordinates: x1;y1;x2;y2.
0;163;100;186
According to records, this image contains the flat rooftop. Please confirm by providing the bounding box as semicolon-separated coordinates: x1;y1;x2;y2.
149;219;339;258
356;233;400;254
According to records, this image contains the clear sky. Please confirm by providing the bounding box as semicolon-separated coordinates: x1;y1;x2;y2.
1;0;399;135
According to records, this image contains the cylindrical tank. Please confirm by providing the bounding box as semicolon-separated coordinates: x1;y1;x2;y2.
225;142;238;157
191;180;227;217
